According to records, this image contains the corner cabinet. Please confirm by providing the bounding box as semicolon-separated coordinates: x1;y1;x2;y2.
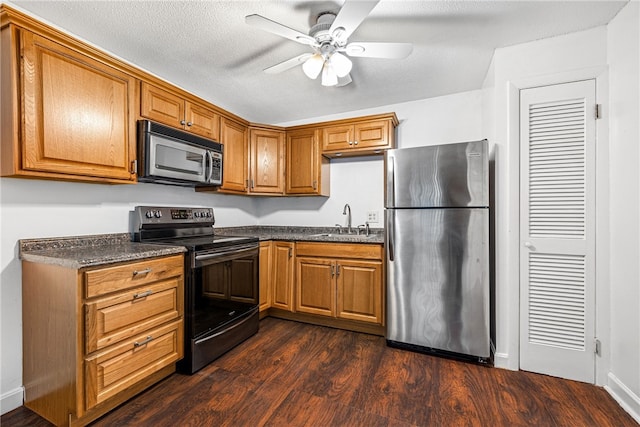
218;117;249;193
140;82;220;140
22;254;184;426
271;241;296;311
295;242;384;326
285;129;330;196
1;19;137;183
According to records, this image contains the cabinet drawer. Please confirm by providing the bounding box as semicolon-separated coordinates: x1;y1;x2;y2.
85;320;183;410
295;242;383;260
84;255;183;298
85;278;182;353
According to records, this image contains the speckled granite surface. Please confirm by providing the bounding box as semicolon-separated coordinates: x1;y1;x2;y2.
214;226;384;244
19;233;186;269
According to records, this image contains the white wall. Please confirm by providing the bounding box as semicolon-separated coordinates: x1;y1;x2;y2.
606;1;640;420
260;91;484;227
0;179;259;413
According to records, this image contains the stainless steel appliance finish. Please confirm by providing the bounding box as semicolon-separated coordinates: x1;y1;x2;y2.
132;206;259;374
137;120;223;187
385;140;491;362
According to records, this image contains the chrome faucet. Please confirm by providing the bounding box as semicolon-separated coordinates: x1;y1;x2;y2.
342;203;352;234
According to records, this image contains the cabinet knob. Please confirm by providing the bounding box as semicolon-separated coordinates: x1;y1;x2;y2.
180;120;186;125
348;141;353;145
354;140;358;145
187;122;193;127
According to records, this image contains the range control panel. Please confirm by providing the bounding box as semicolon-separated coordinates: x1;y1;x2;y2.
133;206;215;227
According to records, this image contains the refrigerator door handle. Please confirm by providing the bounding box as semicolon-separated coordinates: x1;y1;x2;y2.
387;155;395;207
387;209;395;262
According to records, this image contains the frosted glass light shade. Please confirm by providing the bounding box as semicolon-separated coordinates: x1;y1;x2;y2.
329;52;352;78
302;54;324;79
321;64;338;86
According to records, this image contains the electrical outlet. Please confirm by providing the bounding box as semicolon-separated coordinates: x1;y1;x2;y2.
367;211;379;223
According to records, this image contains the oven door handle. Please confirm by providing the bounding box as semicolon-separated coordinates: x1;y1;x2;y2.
194;246;258;267
194;308;257;345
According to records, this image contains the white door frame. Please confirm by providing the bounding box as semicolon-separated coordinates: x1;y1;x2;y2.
504;66;609;385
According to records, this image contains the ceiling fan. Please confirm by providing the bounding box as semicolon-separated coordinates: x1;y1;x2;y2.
245;0;413;87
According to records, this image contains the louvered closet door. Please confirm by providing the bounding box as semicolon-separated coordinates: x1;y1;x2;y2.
519;80;596;383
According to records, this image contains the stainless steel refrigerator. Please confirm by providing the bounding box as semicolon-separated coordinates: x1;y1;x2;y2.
385;140;491;362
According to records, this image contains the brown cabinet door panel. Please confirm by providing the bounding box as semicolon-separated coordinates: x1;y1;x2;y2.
259;242;272;311
353;120;390;149
185;102;220;140
321;125;353;152
21;31;136;181
296;257;334;317
337;260;382;324
140;82;185;129
286;129;320;194
250;128;285;194
272;242;294;310
220;117;248;192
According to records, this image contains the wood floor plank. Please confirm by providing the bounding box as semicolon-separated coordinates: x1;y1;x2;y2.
2;317;637;427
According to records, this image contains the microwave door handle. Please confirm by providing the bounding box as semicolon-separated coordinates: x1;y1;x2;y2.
205;151;213;183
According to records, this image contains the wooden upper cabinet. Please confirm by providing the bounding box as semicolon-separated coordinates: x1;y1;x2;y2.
286;129;329;196
219;117;249;193
320;113;398;158
249;127;285;194
1;27;137;183
140;82;220;140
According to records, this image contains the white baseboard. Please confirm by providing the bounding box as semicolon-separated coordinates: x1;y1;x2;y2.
493;352;512;370
605;372;640;424
0;386;24;415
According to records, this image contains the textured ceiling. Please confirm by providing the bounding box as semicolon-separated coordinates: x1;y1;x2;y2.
8;0;627;124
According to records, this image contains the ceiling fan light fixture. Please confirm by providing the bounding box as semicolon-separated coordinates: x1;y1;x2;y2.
302;53;324;79
321;63;338;86
329;52;352;77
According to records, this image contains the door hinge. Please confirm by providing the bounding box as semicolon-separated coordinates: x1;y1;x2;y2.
595;104;602;119
594;338;601;356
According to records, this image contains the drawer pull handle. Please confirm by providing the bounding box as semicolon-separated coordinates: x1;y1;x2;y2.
134;336;153;347
133;290;153;299
132;268;152;276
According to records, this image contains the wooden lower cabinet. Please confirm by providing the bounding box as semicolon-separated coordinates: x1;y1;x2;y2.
295;243;383;325
22;254;184;426
259;241;272;313
271;241;295;311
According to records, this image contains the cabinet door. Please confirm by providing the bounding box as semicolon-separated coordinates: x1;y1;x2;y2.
20;31;136;181
259;242;272;312
321;125;353;152
140;82;185;129
220;117;248;193
286;129;320;194
296;257;335;317
249;128;285;194
185;102;220;140
337;260;383;324
353;120;391;150
272;242;294;311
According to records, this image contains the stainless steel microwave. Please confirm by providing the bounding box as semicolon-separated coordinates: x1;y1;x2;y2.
137;120;223;187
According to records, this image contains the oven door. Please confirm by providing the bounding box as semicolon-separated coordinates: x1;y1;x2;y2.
148;134;210;184
181;243;259;373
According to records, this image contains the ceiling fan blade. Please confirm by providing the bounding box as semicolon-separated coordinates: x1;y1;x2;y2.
344;42;413;59
246;14;317;46
329;0;379;42
264;53;312;74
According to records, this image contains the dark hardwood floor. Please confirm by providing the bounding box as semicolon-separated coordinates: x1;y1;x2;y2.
3;317;637;426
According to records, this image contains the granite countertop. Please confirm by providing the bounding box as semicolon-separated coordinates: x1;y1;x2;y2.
214;225;384;244
19;233;186;269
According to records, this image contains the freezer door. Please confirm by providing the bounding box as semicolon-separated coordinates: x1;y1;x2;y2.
385;140;488;208
386;208;490;358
